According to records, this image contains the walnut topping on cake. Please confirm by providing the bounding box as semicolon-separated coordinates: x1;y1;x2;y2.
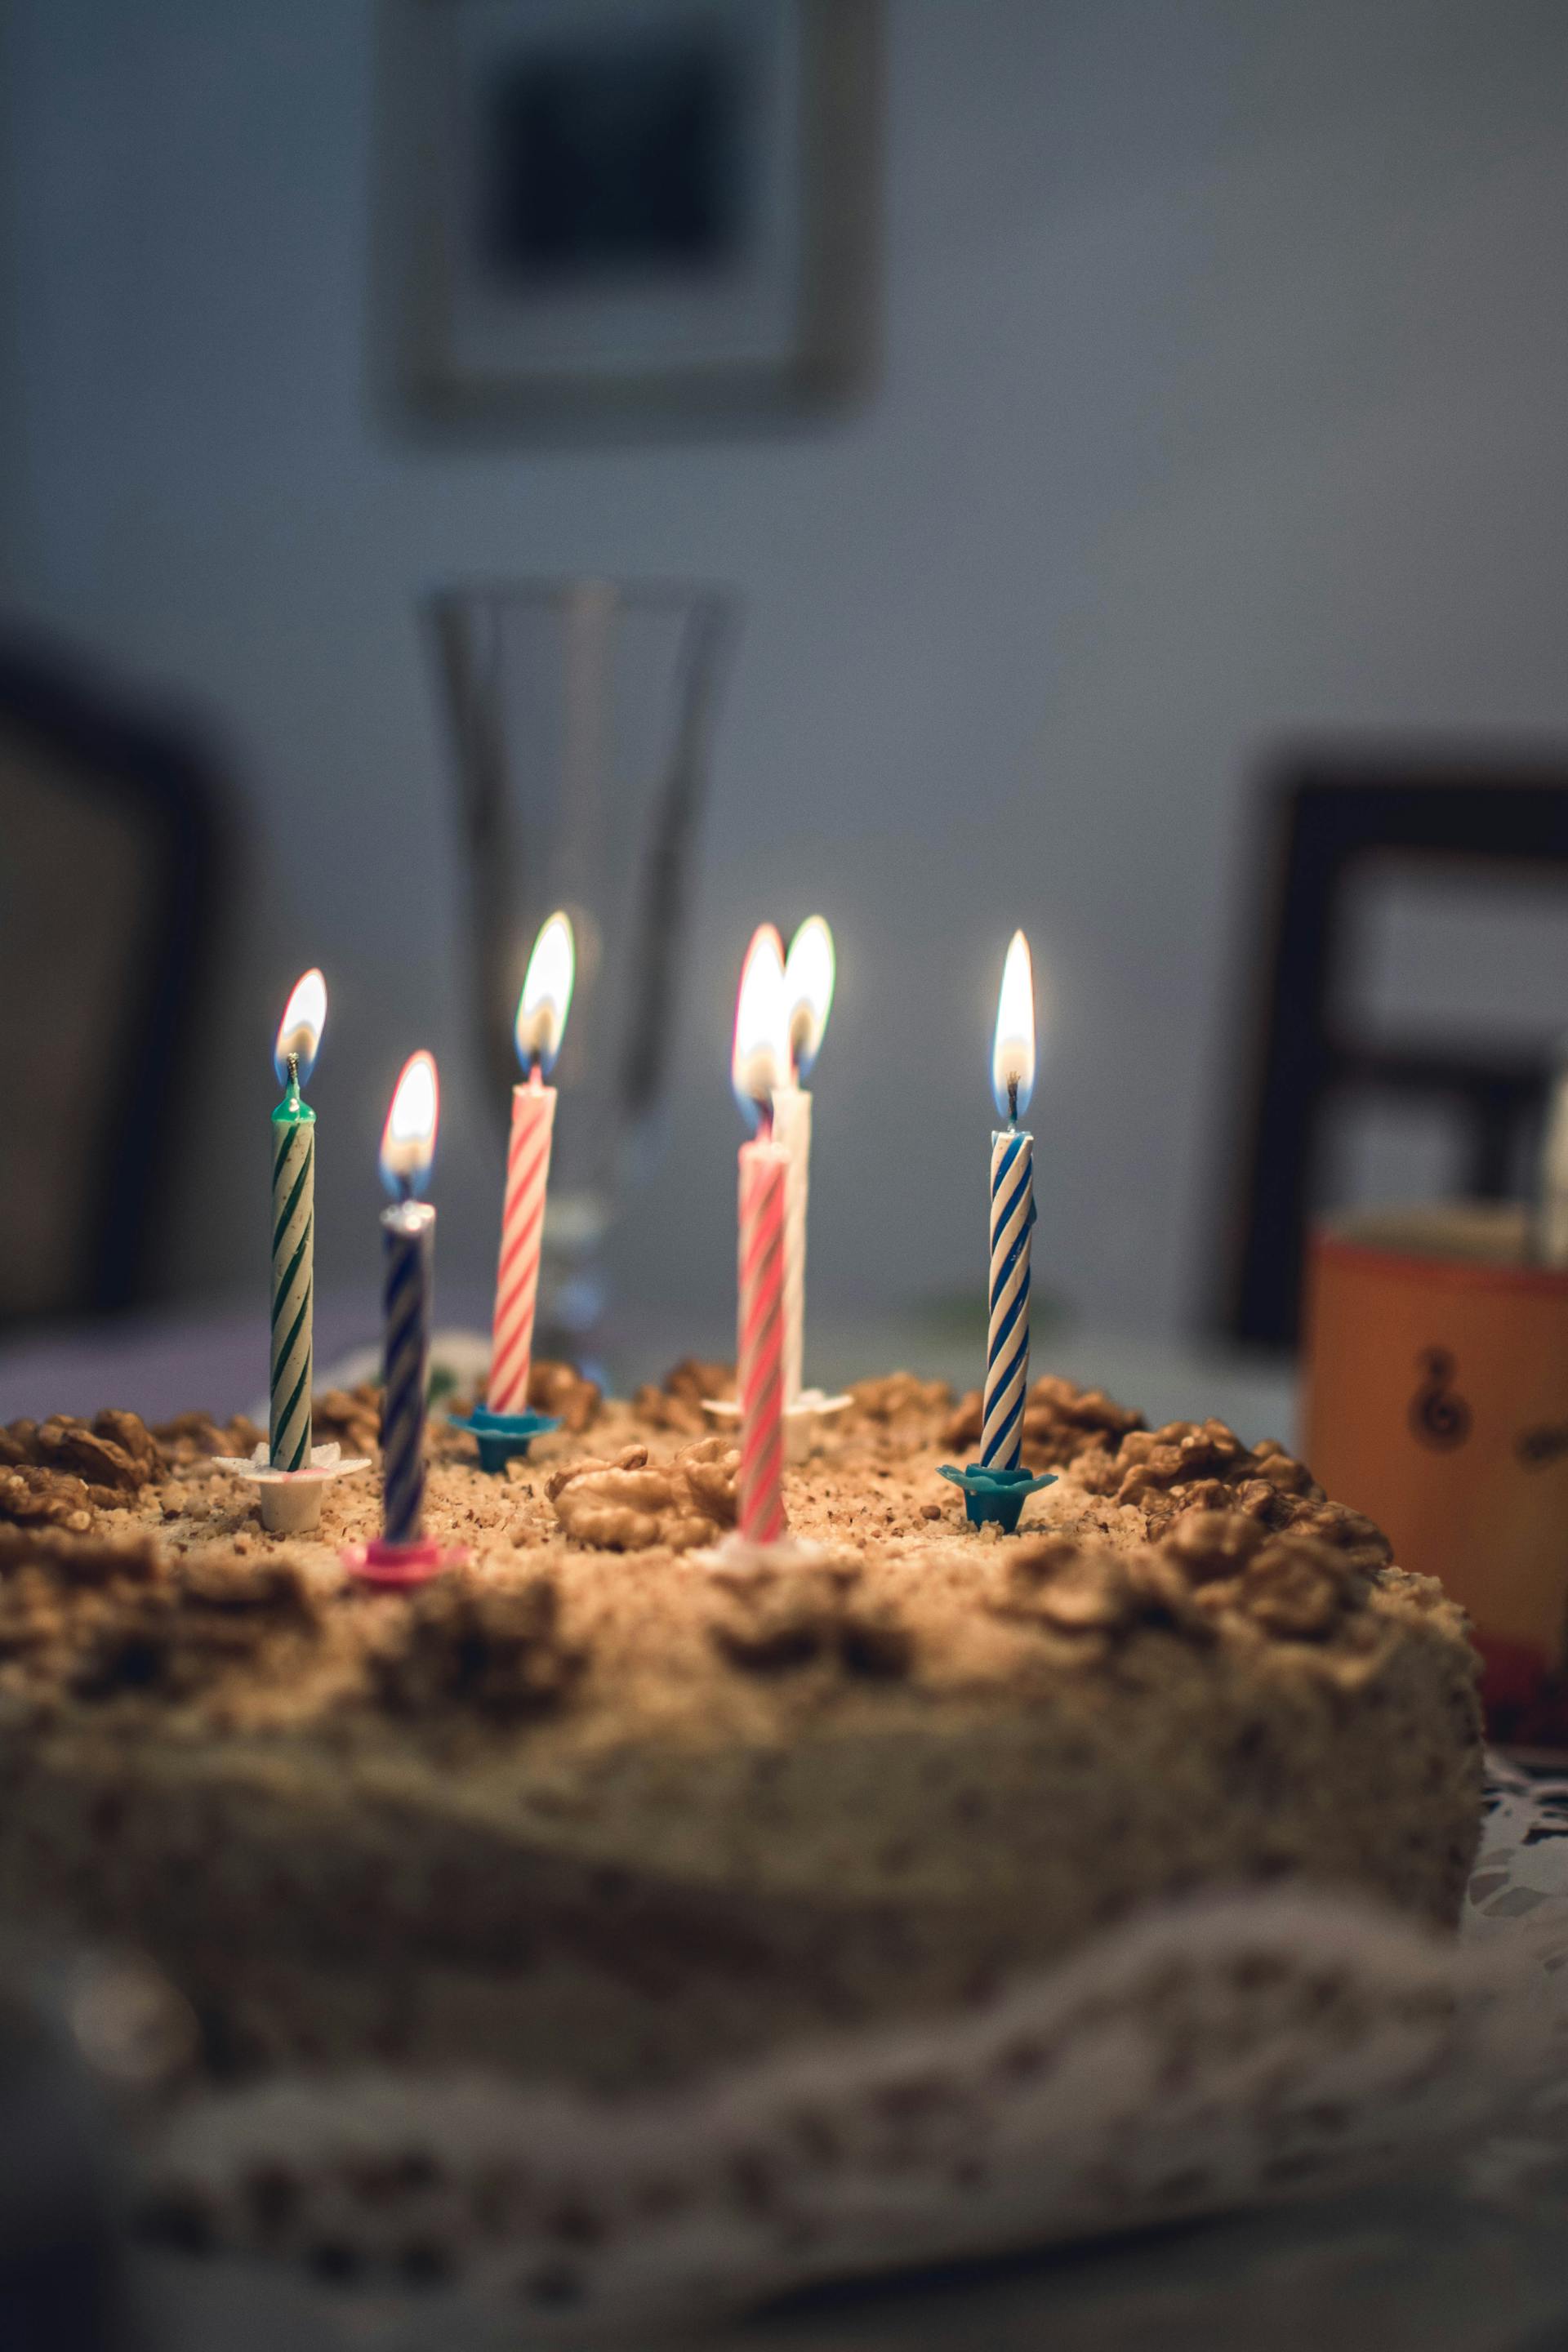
1159;1508;1265;1583
1280;1500;1392;1575
525;1361;603;1434
1236;1538;1357;1638
371;1574;585;1719
1000;1534;1214;1648
944;1376;1145;1469
312;1388;382;1459
1002;1537;1139;1633
1070;1418;1394;1569
48;1409;164;1487
0;1522;165;1586
675;1435;741;1527
847;1373;954;1426
73;1555;319;1701
998;1515;1375;1652
0;1465;100;1531
152;1410;265;1468
547;1438;738;1551
708;1557;913;1680
632;1358;735;1434
1091;1416;1250;1503
0;1410;165;1521
0;1539;319;1706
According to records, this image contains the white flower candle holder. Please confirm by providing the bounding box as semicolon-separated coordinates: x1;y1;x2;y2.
210;1441;372;1537
702;1388;852;1463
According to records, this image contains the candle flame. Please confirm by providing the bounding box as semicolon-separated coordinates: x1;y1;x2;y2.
783;915;835;1080
379;1050;439;1199
274;969;327;1089
731;924;787;1129
514;911;575;1076
991;930;1036;1121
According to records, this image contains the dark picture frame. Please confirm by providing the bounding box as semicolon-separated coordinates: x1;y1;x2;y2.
376;0;880;430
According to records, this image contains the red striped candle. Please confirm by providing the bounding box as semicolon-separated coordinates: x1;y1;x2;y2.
488;911;575;1414
737;1135;790;1541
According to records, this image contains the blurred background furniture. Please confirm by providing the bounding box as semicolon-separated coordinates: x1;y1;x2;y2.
0;634;228;1335
1217;760;1568;1348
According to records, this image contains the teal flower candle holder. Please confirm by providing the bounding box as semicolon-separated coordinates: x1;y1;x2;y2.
938;1461;1057;1534
448;1405;561;1474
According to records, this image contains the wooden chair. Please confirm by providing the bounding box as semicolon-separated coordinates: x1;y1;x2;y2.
1214;756;1568;1348
0;633;227;1330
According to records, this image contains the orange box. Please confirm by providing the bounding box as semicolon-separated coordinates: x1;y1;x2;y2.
1303;1204;1568;1742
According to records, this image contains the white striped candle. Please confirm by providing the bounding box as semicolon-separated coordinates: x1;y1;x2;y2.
270;1094;315;1470
776;917;835;1405
981;930;1039;1470
269;969;326;1472
771;1084;811;1407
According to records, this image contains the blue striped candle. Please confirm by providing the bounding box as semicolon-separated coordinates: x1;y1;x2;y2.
376;1049;440;1548
981;1125;1036;1468
380;1200;434;1544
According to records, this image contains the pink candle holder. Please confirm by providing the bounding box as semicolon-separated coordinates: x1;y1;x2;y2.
341;1535;470;1589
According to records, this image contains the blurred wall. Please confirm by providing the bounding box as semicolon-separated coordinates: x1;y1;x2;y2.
2;0;1567;1351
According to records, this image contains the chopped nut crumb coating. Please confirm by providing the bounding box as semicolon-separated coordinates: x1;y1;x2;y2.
0;1367;1482;2096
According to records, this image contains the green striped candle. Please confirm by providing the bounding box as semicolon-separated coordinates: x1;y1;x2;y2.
270;970;326;1472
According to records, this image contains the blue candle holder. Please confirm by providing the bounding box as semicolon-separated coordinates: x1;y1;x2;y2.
448;1405;561;1474
938;1461;1057;1534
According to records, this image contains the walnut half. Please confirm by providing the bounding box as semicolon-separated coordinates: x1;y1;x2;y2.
549;1437;740;1552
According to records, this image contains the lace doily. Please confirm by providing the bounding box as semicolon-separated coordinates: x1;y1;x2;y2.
113;1753;1568;2339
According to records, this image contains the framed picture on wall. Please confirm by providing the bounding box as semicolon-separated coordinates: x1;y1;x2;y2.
377;0;880;428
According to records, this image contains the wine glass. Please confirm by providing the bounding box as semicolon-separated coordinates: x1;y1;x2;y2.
425;578;739;1365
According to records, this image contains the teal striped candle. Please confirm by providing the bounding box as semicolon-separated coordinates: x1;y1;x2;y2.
270;970;327;1472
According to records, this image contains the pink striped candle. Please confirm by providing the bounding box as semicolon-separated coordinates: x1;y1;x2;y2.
488;1071;557;1411
737;1135;790;1541
731;924;791;1543
488;912;575;1413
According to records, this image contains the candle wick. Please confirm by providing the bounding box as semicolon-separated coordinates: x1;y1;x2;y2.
756;1098;773;1140
1007;1076;1018;1127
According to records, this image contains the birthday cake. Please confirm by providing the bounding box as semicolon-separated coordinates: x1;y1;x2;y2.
0;1365;1482;2132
